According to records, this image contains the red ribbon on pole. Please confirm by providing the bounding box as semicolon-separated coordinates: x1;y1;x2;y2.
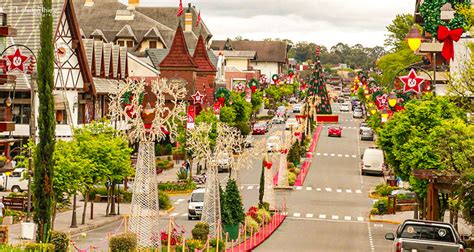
263;160;272;169
437;25;463;61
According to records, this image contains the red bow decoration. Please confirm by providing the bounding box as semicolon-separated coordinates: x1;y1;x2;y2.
437;25;463;61
280;149;288;154
263;160;273;169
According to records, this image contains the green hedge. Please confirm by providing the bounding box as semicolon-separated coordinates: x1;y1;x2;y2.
50;231;68;252
88;187;132;203
374;184;397;197
158;181;196;193
159;191;172;210
373;198;389;214
24;243;55;252
109;232;137;252
156;160;174;170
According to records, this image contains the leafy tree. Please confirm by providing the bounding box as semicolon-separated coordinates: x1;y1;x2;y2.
459;169;474;225
34;0;55;242
384;14;415;51
376;44;421;89
195;109;218;147
229;91;252;123
448;43;474;112
251;91;263;115
258;160;265;206
219;106;236;124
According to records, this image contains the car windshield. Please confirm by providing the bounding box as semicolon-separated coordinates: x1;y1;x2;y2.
191;192;204;202
399;224;455;243
255;123;265;128
355;109;362;112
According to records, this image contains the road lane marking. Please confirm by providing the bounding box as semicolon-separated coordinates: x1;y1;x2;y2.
247;186;254;190
293;213;301;217
344;216;352;221
346;189;352;193
181;213;188;217
356;190;362;194
306;213;313;218
352;155;357;158
240;186;244;190
374;224;383;228
330;153;335;157
257;186;260;189
336;189;342;193
331;215;339;220
316;188;321;191
345;154;349;158
319;214;326;219
170;213;178;217
323;153;328;156
325;188;332;192
316;153;321;156
306;187;312;191
358;217;364;222
338;154;342;157
296;186;302;190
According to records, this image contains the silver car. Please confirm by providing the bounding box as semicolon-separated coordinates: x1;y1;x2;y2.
361;128;374;141
353;108;363;118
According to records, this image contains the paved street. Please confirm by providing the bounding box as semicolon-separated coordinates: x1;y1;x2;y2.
257;104;397;252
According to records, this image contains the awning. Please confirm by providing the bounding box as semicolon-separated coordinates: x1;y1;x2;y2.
54;95;66;110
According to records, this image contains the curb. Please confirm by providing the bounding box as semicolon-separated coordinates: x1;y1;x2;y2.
274;186;293;190
165;192;193;196
369;192;384;199
368;214;401;225
61;215;123;236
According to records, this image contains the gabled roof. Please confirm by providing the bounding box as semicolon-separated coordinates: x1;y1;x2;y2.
146;49;218;71
159;25;197;69
90;29;108;42
193;35;216;72
115;24;137;41
219;51;256;59
210;40;288;63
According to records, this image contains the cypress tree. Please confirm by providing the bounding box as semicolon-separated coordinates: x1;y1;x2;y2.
34;0;56;242
258;160;265;206
224;179;245;225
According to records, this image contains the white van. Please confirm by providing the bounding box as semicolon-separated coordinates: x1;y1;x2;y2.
188;188;205;220
361;148;384;176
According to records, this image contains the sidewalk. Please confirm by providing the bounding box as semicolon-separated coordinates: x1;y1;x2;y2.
370;211;473;236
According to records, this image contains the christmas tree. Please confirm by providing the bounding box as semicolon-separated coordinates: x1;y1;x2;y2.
308;46;332;114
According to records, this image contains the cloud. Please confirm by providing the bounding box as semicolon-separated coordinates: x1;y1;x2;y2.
121;0;415;48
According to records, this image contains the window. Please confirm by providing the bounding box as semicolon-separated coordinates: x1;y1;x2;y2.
149;40;157;49
126;40;134;48
13;104;30;125
117;40;125;47
55;110;68;125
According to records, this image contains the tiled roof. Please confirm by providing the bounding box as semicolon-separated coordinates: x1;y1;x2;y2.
147;48;217;71
219;51;256;59
159;25;196;69
93;78;121;94
115;24;137;41
90;29;108;42
193;35;216;72
210;40;288;63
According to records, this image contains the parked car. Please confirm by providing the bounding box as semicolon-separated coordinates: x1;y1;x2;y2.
337;98;345;103
359;122;370;134
360;128;374;141
3;168;29;192
272;116;285;124
361;148;384;176
244;135;254;148
276;106;288;118
353;108;364;118
188;188;205;220
292;103;302;113
327;126;342;137
285;118;298;130
340;103;350;112
217;152;231;172
252;122;267;135
385;219;465;252
267;136;281;152
289;97;298;104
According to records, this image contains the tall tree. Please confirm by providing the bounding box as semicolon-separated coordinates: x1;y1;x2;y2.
384;14;415;52
376;44;421;89
34;0;56;242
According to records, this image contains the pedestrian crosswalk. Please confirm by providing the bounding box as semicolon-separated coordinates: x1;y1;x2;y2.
322;126;358;129
286;212;366;222
316;152;357;158
236;184;364;195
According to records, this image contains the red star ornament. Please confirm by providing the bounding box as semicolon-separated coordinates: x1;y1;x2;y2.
399;69;424;93
191;91;206;105
6;48;29;73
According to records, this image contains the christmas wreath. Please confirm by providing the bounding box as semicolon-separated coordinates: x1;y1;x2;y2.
271;74;279;84
248;78;260;93
288;69;294;78
419;0;470;37
215;87;230;103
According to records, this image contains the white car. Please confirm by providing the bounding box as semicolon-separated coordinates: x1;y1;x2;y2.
285;118;298;130
188;188;205;220
217;152;231;172
292;103;302;113
267;136;281;152
4;168;29;192
340;103;350;112
353;108;364;118
272;116;285;124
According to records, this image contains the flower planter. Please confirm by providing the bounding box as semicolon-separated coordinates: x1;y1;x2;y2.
316;114;339;123
172;153;185;161
224;223;239;240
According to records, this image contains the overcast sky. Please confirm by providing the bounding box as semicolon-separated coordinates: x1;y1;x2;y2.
120;0;415;48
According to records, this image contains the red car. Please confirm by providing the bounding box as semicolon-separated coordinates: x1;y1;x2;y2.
328;126;342;137
252;122;267;135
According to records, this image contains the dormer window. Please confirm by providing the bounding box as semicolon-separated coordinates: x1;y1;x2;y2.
149;40;157;49
117;39;134;48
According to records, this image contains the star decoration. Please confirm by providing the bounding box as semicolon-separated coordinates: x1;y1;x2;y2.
376;94;388;109
399;69;424;93
191;91;206;105
6;48;29;73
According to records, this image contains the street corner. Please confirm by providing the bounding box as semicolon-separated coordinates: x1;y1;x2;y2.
159;206;175;216
59;215;123;236
368;214;401;225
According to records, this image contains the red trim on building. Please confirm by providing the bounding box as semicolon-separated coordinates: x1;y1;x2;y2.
193;35;216;72
159;25;197;69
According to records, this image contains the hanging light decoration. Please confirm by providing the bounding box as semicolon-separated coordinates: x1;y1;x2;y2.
405;25;422;52
388;92;397;107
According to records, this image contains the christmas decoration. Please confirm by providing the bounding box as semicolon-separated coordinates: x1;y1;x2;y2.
5;48;30;73
271;74;279;84
308;55;332;114
419;0;469;38
234;82;245;92
399;69;424;93
191;90;206;105
215;87;230;106
248;78;259;93
260;74;268;84
437;25;463;61
263;160;273;169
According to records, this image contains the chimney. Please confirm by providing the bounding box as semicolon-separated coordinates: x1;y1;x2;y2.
127;0;139;10
184;3;193;32
84;0;94;7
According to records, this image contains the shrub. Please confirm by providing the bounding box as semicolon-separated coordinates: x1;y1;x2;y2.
186;239;205;251
192;222;209;242
4;209;26;223
222;179;245;226
109;232;137;252
50;231;68;252
287;162;295;169
245;215;260;235
24;243;55;252
293;168;300;175
373;198;389;214
288;172;297;186
159;191;172;210
156;160;174;170
375;183;397;197
234;121;251;136
158;181;196;193
258;202;269;212
256;208;271;224
176;168;188;181
209;238;225;251
370;208;380;215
